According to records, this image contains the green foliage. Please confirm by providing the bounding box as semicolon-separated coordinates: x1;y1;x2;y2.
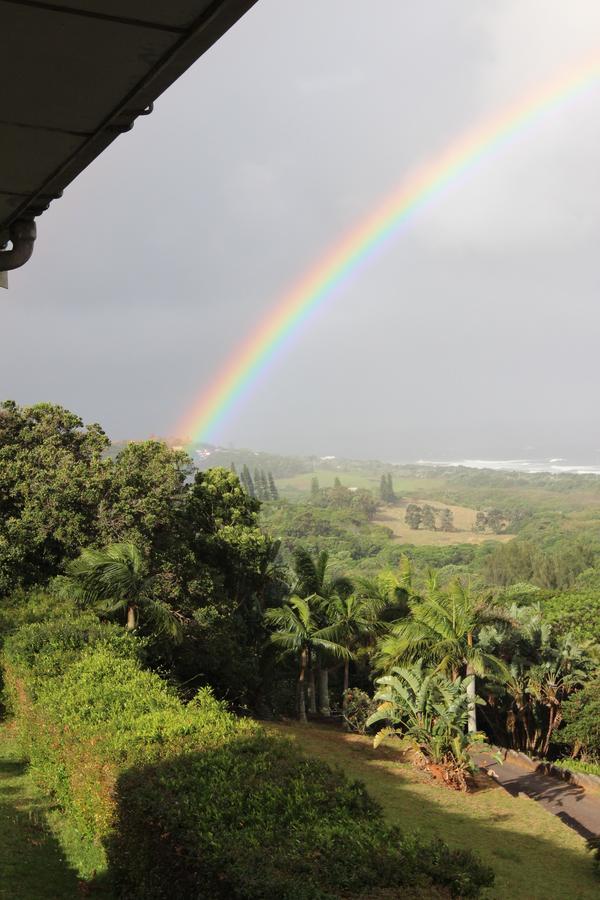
109;735;494;899
3;614;141;683
379;473;396;504
405;503;422;530
0;405;278;705
586;835;600;879
96;439;192;552
438;508;455;532
482;536;598;590
555;679;600;759
367;662;487;788
479;606;596;756
342;688;378;733
3;618;493;898
260;499;394;569
542;590;600;643
375;578;505;680
0;400;109;594
550;757;600;777
65;542;182;639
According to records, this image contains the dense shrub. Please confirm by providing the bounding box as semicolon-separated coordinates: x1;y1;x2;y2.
554;679;600;760
3;618;494;898
342;688;378;733
109;736;494;900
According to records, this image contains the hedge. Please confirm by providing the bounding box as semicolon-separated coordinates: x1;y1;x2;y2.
2;617;494;898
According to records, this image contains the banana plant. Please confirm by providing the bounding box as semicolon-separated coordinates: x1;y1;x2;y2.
367;661;489;787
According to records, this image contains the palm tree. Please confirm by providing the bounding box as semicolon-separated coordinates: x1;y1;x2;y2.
376;578;507;732
66;542;183;640
290;548;353;715
327;592;385;718
265;595;350;722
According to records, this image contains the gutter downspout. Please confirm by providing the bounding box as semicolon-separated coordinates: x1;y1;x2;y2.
0;219;37;286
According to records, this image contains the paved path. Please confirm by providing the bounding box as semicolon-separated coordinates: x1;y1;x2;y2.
476;749;600;840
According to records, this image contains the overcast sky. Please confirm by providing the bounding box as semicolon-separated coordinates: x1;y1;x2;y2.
4;0;600;461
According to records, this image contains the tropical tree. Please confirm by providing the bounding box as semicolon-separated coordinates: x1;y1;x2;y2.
478;605;595;754
65;542;182;639
0;400;109;594
291;549;353;715
327;592;385;718
265;595;350;722
376;578;507;732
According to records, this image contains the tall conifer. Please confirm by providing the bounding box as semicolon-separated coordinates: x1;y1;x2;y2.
268;471;279;500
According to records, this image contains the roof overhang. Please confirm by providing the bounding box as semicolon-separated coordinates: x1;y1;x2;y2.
0;0;258;269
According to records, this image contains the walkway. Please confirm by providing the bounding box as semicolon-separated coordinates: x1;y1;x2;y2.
476;749;600;840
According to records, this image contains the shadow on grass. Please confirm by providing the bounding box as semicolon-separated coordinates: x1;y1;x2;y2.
270;723;600;900
1;784;81;899
0;739;112;899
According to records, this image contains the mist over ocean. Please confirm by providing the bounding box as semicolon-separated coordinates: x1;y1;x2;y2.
413;458;600;475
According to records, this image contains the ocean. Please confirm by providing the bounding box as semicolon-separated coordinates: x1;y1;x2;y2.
414;458;600;475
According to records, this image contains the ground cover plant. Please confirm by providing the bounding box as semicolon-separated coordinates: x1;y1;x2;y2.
548;758;600;777
2;616;493;898
0;721;87;900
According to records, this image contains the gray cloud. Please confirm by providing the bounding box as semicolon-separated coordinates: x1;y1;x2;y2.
3;0;600;461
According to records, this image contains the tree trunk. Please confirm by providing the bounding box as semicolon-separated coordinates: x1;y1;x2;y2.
465;664;477;733
126;603;137;631
319;668;331;716
307;659;317;715
342;658;351;729
343;658;350;700
465;633;477;734
298;649;307;723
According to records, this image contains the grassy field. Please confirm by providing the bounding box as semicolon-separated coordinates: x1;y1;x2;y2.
269;722;599;900
0;721;111;899
275;465;600;519
375;500;513;547
276;468;442;497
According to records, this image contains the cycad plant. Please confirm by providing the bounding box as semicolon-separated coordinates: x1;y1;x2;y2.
66;542;182;640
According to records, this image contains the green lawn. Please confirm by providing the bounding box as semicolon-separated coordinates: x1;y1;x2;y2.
0;721;111;900
276;468;443;497
269;722;599;900
4;712;597;899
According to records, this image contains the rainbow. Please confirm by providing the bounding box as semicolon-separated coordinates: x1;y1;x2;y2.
177;55;600;447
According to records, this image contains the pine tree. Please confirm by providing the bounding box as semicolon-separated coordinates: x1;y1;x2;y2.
259;470;269;500
311;476;320;497
267;471;279;500
230;461;237;475
386;473;396;503
333;477;342;488
474;511;487;533
439;508;454;532
405;504;422;530
241;464;255;497
380;475;389;502
421;504;436;530
486;509;504;533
